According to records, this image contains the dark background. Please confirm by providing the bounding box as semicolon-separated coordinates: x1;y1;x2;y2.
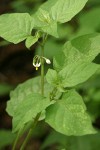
0;0;100;150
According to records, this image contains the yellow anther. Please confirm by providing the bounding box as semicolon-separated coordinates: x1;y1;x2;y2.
36;67;38;70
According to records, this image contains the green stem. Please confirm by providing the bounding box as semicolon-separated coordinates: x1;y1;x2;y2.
20;113;41;150
20;36;46;150
41;45;44;96
40;33;47;96
12;129;22;150
50;87;57;101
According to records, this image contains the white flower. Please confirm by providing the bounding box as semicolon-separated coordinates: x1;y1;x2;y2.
33;55;41;70
32;55;51;70
33;62;41;70
33;62;41;67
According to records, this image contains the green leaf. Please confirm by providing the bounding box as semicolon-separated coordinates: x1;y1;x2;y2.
0;13;33;44
32;8;58;37
54;34;100;71
58;61;99;88
32;0;88;36
12;93;51;132
63;34;100;65
41;0;88;23
47;62;99;88
52;34;100;88
25;35;38;49
6;76;53;132
53;50;66;72
6;77;52;117
45;90;96;136
41;21;58;38
46;69;59;87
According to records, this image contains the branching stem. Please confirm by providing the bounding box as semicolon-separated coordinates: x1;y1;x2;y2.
12;129;22;150
41;45;44;96
20;113;41;150
19;34;47;150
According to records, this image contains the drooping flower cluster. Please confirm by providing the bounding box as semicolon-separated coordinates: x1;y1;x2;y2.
33;55;51;70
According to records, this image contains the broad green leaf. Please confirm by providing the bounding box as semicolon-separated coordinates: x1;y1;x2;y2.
54;34;100;72
6;76;53;132
78;73;100;91
41;0;88;23
46;69;59;87
45;90;96;136
25;35;38;49
12;93;51;132
53;50;66;72
47;62;99;88
59;62;99;88
0;13;33;44
0;130;16;149
32;8;58;37
52;34;100;88
32;0;88;37
63;34;100;65
41;21;58;38
6;76;52;117
33;8;52;28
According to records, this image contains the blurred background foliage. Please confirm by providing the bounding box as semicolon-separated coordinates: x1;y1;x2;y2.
0;0;100;149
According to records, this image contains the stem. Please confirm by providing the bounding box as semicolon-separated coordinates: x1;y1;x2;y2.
41;45;44;96
20;113;41;150
41;33;47;96
50;87;57;101
12;129;22;150
20;36;46;150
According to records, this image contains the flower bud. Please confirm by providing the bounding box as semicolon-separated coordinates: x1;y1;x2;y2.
46;58;51;64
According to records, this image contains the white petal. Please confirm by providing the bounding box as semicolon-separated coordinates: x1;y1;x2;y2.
33;62;41;67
